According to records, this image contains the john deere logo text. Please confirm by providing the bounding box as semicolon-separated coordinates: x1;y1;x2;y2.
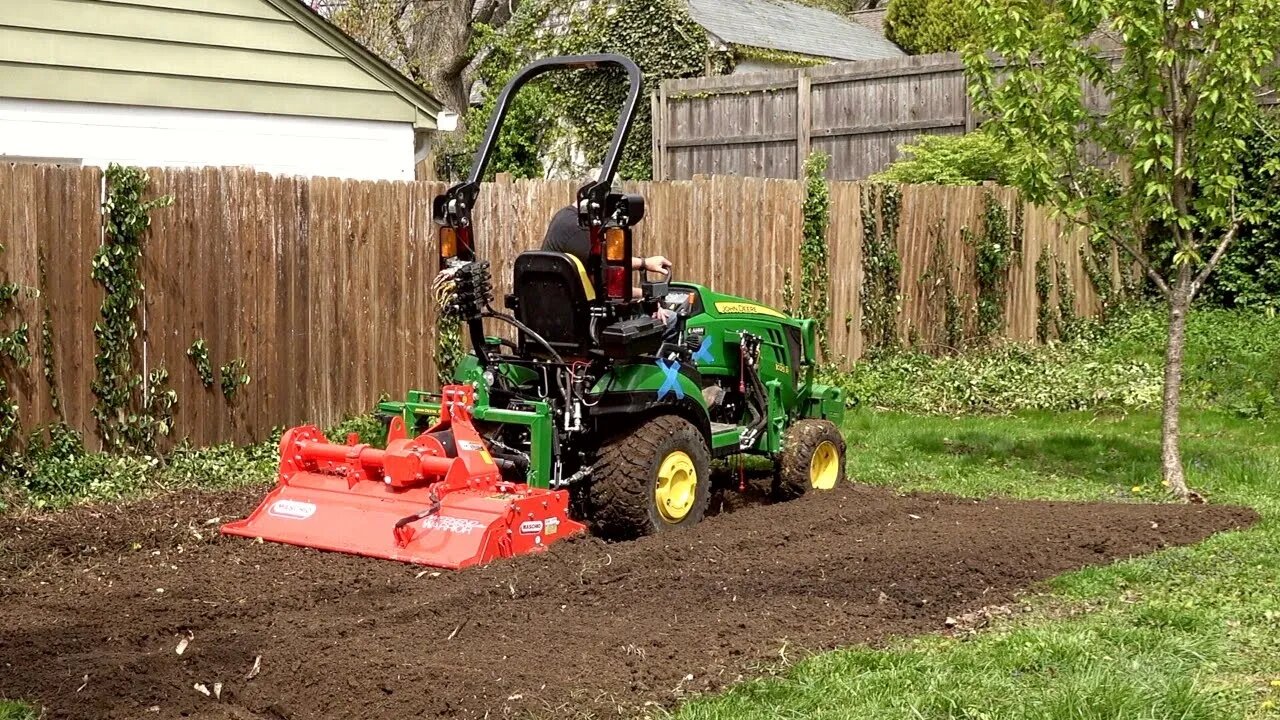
714;302;786;319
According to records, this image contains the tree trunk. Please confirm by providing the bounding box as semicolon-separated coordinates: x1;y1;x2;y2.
1160;265;1201;502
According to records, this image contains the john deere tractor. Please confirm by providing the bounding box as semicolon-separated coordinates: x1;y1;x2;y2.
223;54;846;568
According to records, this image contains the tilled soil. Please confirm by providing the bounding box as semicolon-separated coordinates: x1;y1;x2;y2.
0;485;1256;720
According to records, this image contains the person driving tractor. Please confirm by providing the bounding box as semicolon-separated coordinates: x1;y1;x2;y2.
542;205;679;340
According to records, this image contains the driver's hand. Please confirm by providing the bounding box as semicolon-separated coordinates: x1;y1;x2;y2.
654;307;675;324
644;256;672;274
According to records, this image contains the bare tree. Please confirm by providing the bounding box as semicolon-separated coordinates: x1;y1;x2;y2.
325;0;522;113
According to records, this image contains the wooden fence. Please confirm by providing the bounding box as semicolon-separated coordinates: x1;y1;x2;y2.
654;54;977;181
654;51;1278;182
2;164;1100;447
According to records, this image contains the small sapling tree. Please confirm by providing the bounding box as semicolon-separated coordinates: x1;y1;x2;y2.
965;0;1280;500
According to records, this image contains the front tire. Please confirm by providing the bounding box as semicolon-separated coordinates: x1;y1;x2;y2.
774;419;846;500
589;415;711;540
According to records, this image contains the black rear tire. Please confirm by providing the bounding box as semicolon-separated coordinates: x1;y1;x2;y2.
774;419;846;500
589;415;711;540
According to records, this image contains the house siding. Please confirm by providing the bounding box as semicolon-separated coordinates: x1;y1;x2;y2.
0;97;417;181
0;0;432;127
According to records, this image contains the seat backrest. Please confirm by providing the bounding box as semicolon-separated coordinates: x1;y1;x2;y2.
511;251;597;356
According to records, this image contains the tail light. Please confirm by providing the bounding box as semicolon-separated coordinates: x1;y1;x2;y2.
605;227;627;262
605;265;628;299
439;226;458;259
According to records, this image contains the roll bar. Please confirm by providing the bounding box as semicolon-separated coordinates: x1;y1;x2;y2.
432;54;645;241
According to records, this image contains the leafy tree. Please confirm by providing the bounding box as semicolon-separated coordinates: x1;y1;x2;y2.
1195;111;1280;311
884;0;975;54
965;0;1280;501
872;130;1017;185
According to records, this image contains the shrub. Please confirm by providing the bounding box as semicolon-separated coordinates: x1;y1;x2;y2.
872;131;1016;186
883;0;976;55
829;306;1280;417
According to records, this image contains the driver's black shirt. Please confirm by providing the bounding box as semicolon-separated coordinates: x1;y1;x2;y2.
541;206;590;263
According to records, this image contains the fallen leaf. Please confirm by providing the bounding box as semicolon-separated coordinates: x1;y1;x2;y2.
247;655;262;680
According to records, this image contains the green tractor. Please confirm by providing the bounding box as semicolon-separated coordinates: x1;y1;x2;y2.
223;54;846;568
379;54;847;540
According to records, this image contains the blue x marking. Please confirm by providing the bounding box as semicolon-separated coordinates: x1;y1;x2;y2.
656;360;685;400
692;337;715;365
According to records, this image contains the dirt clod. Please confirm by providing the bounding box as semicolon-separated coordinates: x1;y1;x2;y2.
0;485;1256;719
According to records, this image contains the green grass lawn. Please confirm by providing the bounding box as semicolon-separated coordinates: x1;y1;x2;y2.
674;409;1280;720
0;700;34;720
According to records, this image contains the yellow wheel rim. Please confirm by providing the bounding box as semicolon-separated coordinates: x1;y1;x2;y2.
810;440;841;490
655;451;698;523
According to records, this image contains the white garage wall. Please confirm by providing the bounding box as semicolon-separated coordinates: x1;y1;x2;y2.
0;98;416;181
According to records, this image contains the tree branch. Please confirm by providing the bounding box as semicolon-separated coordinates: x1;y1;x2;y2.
1190;220;1240;297
1067;177;1171;297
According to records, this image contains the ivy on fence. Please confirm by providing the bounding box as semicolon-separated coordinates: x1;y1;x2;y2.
0;240;32;449
1035;249;1056;343
187;339;214;389
920;220;964;353
797;153;833;360
860;184;903;353
966;191;1022;344
92;164;176;453
219;358;250;402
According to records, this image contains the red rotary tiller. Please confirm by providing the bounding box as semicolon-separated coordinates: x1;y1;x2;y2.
222;385;585;568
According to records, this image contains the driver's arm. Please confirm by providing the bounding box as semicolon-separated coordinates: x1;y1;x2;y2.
633;255;672;273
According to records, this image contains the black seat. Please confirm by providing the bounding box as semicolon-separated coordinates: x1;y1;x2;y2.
511;251;597;356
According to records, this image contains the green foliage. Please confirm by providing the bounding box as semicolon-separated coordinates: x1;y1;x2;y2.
0;240;31;448
883;0;976;54
436;318;464;388
967;191;1022;343
218;358;249;401
448;0;720;181
730;45;826;69
1056;258;1079;341
860;184;903;352
1196;113;1280;312
554;0;716;180
325;413;389;447
16;423;157;509
187;339;214;389
830;306;1280;417
797;153;833;359
6;412;381;510
1035;250;1056;343
873;130;1017;186
36;252;60;419
0;700;36;720
918;221;965;352
966;0;1280;296
93;164;174;451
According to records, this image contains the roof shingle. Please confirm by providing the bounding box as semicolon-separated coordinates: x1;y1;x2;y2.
687;0;905;62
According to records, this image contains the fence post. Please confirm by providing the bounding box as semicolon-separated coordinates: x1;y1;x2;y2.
796;71;812;177
651;91;662;181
